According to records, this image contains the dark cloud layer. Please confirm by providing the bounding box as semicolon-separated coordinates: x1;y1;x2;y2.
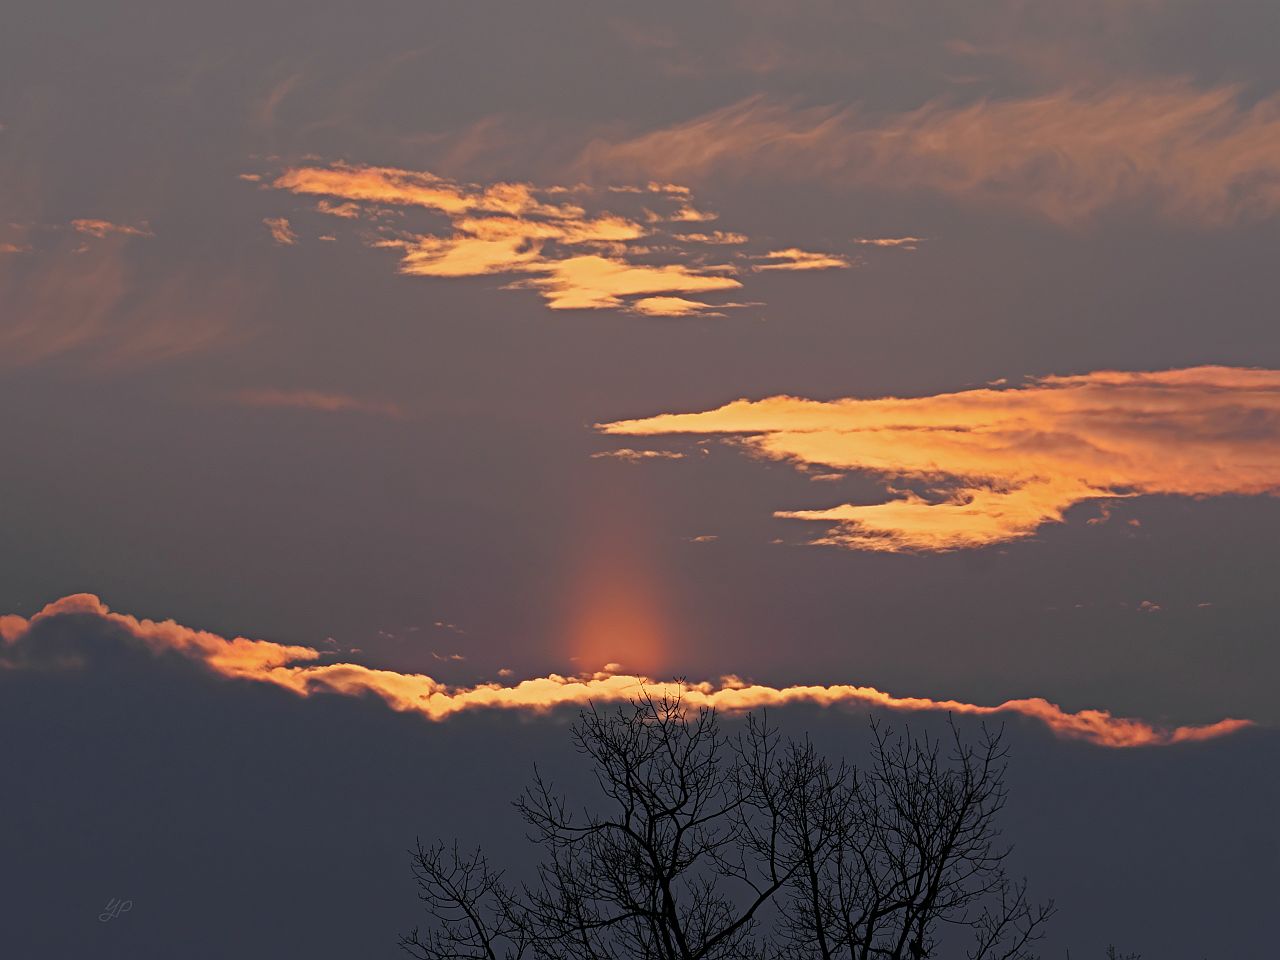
1;613;1275;959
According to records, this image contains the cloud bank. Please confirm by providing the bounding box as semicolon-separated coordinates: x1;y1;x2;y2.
599;366;1280;551
1;594;1251;748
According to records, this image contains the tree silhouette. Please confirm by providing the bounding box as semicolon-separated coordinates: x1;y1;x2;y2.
401;693;1053;960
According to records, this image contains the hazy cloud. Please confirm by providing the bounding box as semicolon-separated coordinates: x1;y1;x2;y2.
579;82;1280;225
234;389;402;418
0;237;237;367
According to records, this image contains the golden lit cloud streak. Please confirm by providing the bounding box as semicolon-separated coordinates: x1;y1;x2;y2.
752;248;851;271
510;256;740;311
598;366;1280;552
273;163;578;218
263;162;834;317
0;594;1252;749
578;82;1280;225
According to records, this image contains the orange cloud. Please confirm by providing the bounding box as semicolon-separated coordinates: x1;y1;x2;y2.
590;448;685;461
71;218;154;239
668;202;718;222
262;217;297;246
578;82;1280;225
672;231;749;245
263;162;836;317
316;199;362;218
234;389;403;418
630;295;725;317
853;236;925;250
752;248;851;271
1;594;1251;749
598;366;1280;552
514;255;741;311
273;162;577;219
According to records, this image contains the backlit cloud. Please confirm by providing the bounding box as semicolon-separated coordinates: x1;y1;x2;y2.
1;594;1252;749
578;82;1280;225
598;366;1280;552
263;162;848;317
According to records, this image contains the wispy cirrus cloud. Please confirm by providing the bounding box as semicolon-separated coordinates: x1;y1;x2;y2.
0;227;236;367
233;388;403;418
261;162;856;317
577;82;1280;226
599;366;1280;552
1;594;1252;748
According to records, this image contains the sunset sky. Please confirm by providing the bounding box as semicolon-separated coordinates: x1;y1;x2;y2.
2;3;1278;957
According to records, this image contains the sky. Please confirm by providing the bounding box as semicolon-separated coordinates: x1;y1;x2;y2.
2;2;1278;956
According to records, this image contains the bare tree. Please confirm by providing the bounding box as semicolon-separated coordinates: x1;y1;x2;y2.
400;694;1052;960
777;721;1054;960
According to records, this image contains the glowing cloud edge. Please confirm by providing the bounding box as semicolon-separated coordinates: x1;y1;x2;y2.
0;594;1252;749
